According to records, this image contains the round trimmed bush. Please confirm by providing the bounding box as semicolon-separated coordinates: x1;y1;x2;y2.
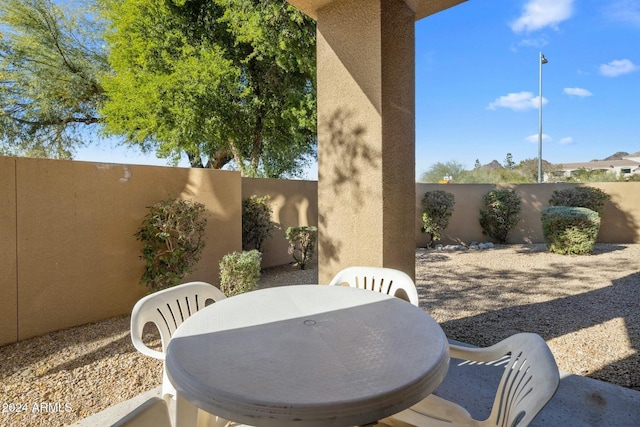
541;206;601;255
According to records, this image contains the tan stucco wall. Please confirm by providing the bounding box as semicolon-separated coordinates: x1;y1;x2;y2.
242;178;318;268
6;154;638;345
0;157;18;346
3;157;240;344
588;182;640;243
316;0;416;284
415;183;640;246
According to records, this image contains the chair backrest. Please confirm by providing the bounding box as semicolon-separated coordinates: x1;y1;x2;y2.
481;333;560;427
130;282;227;360
328;266;419;306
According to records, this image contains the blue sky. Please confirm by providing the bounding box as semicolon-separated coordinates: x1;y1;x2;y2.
414;0;640;177
75;0;640;180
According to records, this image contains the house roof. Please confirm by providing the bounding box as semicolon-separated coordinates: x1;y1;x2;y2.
558;159;640;171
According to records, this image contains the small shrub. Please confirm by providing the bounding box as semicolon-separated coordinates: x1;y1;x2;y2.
479;189;522;244
242;195;276;252
219;250;262;297
285;226;318;270
421;190;455;247
135;198;207;292
549;186;610;216
541;206;601;255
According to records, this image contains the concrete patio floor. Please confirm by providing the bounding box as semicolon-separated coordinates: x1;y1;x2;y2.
69;339;640;427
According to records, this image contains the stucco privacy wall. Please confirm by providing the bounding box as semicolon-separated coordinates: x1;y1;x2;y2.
0;157;17;346
1;157;241;344
415;183;640;246
242;178;318;268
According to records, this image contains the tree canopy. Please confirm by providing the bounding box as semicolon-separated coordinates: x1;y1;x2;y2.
99;0;317;177
0;0;108;158
420;160;466;183
420;156;564;184
515;158;561;182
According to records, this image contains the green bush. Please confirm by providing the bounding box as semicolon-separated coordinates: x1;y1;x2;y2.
541;206;601;255
421;190;455;247
479;189;522;244
549;186;610;216
219;250;262;297
242;195;276;252
285;226;317;270
135;198;207;292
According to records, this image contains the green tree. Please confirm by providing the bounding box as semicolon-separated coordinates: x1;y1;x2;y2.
100;0;317;177
456;168;533;184
515;158;560;182
566;168;618;183
420;160;466;183
0;0;108;158
474;159;481;169
504;153;515;169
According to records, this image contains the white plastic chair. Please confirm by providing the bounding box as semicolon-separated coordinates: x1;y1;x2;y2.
130;281;227;401
328;266;419;306
111;397;172;427
388;333;560;427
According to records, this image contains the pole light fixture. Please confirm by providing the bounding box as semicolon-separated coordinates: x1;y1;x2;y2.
538;52;548;183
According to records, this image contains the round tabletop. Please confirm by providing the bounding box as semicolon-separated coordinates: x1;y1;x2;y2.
166;285;449;427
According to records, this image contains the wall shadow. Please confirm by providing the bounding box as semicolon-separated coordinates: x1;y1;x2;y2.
318;108;381;265
600;198;640;243
320;108;380;204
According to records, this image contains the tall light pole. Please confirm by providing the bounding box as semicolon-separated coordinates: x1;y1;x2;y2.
538;52;548;183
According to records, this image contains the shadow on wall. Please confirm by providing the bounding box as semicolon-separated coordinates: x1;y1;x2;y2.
600;198;640;243
318;108;381;266
242;178;318;268
517;185;550;243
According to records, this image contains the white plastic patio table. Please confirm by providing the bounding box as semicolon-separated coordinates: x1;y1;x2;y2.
165;284;449;427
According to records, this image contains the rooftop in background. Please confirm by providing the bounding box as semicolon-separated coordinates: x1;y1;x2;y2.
554;152;640;179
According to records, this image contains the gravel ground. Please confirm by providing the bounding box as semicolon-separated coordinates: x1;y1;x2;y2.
1;244;638;426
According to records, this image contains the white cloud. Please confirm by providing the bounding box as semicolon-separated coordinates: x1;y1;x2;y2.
604;1;640;26
564;87;593;97
487;92;547;111
511;0;574;33
525;134;552;143
599;59;639;77
517;36;550;49
559;137;574;145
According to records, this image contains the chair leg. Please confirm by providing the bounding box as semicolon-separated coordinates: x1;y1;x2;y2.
175;393;199;426
196;411;233;427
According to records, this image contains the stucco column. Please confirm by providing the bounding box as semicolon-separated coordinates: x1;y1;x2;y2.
315;0;416;283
